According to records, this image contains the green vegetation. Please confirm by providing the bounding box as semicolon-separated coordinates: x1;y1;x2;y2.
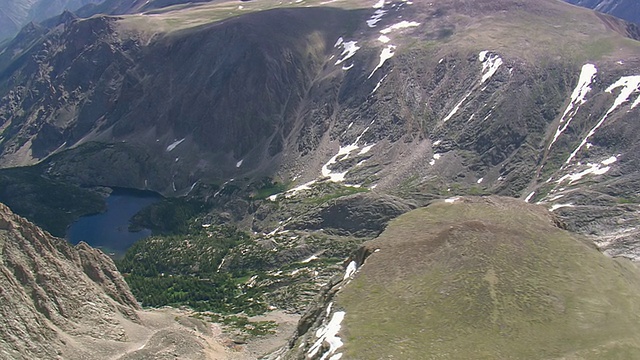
129;197;207;234
336;197;640;359
118;225;266;314
249;178;287;200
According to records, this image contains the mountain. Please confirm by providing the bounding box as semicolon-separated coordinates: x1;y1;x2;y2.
0;0;639;260
1;0;640;357
565;0;640;24
0;201;263;359
281;197;640;359
0;0;102;42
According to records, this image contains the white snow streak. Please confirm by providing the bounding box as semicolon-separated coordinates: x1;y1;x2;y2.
371;73;389;94
549;64;597;149
444;197;460;203
379;21;420;34
369;45;396;78
286;180;317;197
166;138;185;152
566;75;640;164
443;92;471;122
378;34;391;43
372;0;385;8
550;203;575;212
308;310;346;360
367;9;387;28
479;51;503;84
556;158;615;184
601;155;618;165
321;126;370;182
524;191;535;203
236;159;244;168
343;261;357;280
335;39;360;65
359;144;375;155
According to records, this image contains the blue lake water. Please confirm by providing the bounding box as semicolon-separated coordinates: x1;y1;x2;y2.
66;188;162;257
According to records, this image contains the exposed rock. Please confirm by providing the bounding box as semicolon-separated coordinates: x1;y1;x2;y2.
289;193;416;237
0;202;255;360
0;201;140;358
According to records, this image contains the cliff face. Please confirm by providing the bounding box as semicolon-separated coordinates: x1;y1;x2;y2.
0;202;140;359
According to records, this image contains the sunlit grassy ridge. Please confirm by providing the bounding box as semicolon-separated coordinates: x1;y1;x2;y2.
337;196;640;359
116;0;371;33
114;0;640;64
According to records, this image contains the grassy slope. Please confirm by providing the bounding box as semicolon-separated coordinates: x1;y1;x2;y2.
337;197;640;359
114;0;640;67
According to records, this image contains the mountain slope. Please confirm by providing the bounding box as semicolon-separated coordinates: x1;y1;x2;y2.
284;196;640;359
0;0;639;258
0;0;102;41
565;0;640;24
0;201;255;360
0;201;139;358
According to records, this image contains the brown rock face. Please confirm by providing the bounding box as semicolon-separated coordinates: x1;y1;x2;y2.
0;202;140;359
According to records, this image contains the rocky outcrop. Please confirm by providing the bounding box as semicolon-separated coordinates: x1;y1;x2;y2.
0;202;140;359
0;0;101;41
289;193;416;237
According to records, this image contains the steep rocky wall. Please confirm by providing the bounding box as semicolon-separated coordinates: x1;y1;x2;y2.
0;202;140;359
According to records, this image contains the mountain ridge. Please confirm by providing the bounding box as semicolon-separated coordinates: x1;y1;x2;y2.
1;0;640;260
282;196;640;359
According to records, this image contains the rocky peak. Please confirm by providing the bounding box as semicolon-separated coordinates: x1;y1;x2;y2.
0;202;140;359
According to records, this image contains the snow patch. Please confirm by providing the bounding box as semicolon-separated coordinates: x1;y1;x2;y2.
166;138;185;152
343;261;357;280
379;21;420;34
556;162;612;184
549;64;597;149
566;75;640;164
601;155;618;165
285;180;317;198
321;127;370;183
524;191;535;203
359;144;375;155
369;45;396;78
371;73;389;94
302;255;319;263
443;92;471;122
236;159;244;168
367;9;387;28
372;0;385;8
308;309;346;360
548;194;565;202
378;34;391;43
335;39;360;65
477;178;483;184
444;197;460;203
479;51;503;84
550;203;575;212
